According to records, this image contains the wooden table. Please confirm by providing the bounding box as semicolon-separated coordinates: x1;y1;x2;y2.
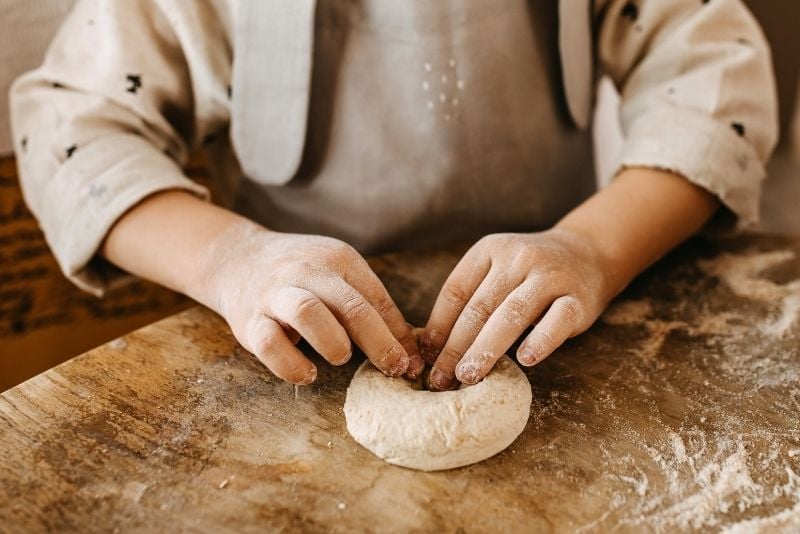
1;235;799;533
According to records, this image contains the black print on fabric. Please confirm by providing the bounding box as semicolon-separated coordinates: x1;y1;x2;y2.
621;2;639;21
126;74;143;94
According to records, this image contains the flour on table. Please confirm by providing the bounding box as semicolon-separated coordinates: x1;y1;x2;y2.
565;245;800;531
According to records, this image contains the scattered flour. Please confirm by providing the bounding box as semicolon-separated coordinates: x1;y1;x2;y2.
575;246;800;531
602;299;653;326
699;250;800;339
698;250;795;301
763;293;800;339
109;337;127;350
579;427;800;532
624;441;758;530
722;467;800;533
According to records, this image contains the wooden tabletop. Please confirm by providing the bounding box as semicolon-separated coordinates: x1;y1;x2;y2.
1;235;799;533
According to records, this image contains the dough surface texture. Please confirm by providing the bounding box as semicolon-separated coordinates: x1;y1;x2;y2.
344;355;532;471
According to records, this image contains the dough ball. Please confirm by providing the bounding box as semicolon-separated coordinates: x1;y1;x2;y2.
344;355;532;471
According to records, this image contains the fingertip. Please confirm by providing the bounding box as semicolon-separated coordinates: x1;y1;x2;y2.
387;353;410;377
400;332;423;373
297;365;318;385
455;362;479;385
429;368;454;391
517;346;542;367
331;346;353;366
404;353;425;380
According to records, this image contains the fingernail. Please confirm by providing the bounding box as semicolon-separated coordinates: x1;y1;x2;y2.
456;363;478;384
338;349;353;365
299;366;317;385
430;369;452;390
517;347;540;366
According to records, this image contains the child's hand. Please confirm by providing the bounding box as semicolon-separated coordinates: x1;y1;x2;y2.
420;229;615;390
199;224;424;385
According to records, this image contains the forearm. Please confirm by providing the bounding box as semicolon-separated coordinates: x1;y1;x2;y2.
556;167;720;296
101;190;259;305
102;190;421;382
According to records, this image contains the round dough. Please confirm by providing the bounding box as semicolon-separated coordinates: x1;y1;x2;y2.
344;355;532;471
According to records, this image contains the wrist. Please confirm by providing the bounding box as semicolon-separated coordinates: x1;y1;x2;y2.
548;225;629;302
188;218;276;313
103;189;276;311
554;168;720;299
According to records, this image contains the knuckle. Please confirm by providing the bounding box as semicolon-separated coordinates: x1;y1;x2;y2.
516;281;541;303
329;241;357;261
503;298;531;328
292;295;324;322
442;283;471;310
534;328;557;349
560;297;586;325
464;300;493;326
340;295;371;323
373;297;397;319
478;233;504;247
274;264;302;282
253;334;281;356
509;253;528;272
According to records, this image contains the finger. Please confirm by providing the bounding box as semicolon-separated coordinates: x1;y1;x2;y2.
455;281;553;384
345;268;424;379
517;296;585;366
269;286;352;365
312;278;409;377
277;325;301;345
244;315;317;385
429;270;517;391
403;338;426;381
401;326;426;380
422;248;491;365
287;329;301;345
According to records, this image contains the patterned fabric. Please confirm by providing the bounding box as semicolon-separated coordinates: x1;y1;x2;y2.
9;0;778;294
0;0;75;154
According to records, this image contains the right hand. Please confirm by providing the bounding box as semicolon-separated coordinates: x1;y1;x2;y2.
194;223;424;385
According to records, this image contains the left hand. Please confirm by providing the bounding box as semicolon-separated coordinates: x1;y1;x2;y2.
421;228;618;391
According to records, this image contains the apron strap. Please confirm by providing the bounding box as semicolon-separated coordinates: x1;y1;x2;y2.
232;0;317;185
232;0;591;186
559;0;594;130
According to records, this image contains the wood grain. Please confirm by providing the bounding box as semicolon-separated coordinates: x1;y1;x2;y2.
1;236;799;532
0;156;212;391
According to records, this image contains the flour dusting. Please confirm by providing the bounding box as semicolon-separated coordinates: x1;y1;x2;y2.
699;249;800;340
561;245;800;532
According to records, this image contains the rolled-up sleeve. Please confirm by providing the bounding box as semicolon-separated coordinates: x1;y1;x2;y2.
596;0;779;226
9;0;231;295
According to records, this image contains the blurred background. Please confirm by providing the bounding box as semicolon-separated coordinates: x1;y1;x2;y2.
1;1;798;391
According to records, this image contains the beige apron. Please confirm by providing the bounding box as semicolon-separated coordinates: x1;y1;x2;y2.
230;0;596;254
